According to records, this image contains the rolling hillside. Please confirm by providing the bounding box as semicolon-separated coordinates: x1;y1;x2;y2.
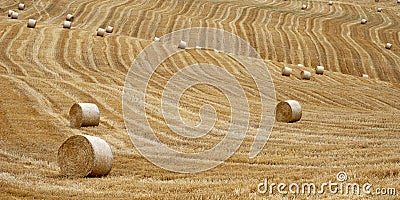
1;0;400;199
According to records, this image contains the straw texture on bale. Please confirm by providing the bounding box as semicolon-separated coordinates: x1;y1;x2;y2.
276;100;302;123
57;134;113;177
154;37;161;42
361;19;367;24
377;8;382;12
106;26;113;33
178;40;187;49
385;43;392;50
97;28;105;37
301;5;308;10
66;14;74;21
282;66;292;76
69;103;100;128
18;3;25;10
315;66;324;75
63;21;71;29
8;10;14;17
301;70;311;80
11;12;18;19
27;19;37;28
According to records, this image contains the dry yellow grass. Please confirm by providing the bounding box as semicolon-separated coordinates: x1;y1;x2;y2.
0;0;400;199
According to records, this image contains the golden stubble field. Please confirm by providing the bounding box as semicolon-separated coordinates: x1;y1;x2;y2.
0;0;400;199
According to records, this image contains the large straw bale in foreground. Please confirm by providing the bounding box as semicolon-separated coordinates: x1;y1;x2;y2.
58;134;113;177
276;100;302;123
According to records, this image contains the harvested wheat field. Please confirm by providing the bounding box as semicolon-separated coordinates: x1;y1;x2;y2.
1;0;400;199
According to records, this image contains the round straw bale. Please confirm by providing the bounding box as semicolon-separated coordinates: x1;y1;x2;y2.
18;3;25;10
361;19;367;24
11;12;18;19
302;5;308;10
63;21;71;29
66;14;74;21
27;19;37;28
315;65;324;75
328;1;333;5
276;100;302;123
362;74;369;78
282;66;292;76
178;40;187;49
97;28;105;37
57;134;113;177
106;26;113;33
301;70;311;80
154;37;161;42
385;43;392;50
377;8;382;12
69;103;100;128
8;10;14;17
